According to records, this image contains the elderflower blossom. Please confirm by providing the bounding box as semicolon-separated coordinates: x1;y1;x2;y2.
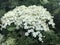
0;5;55;42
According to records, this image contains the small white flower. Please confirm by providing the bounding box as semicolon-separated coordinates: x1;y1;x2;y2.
35;31;40;35
38;33;42;37
28;29;34;33
38;37;43;42
32;32;37;38
25;32;29;36
24;25;29;29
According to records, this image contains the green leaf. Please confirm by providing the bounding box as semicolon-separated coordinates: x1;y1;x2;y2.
7;26;16;31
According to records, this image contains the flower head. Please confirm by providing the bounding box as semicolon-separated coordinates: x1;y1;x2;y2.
0;5;55;42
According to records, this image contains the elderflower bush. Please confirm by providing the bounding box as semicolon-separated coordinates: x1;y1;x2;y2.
0;5;55;42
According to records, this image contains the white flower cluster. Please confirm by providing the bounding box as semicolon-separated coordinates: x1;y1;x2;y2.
0;5;55;42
